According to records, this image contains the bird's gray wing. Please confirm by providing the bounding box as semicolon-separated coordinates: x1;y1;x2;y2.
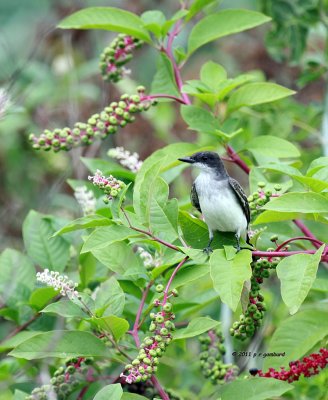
191;183;201;213
228;177;250;225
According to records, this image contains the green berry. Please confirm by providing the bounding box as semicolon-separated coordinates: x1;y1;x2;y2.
258;181;266;188
156;284;164;293
163;303;172;312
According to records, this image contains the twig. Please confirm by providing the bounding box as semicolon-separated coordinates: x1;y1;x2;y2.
151;376;170;400
128;280;154;346
275;236;324;252
120;206;181;252
163;257;189;304
292;220;322;249
141;94;187;105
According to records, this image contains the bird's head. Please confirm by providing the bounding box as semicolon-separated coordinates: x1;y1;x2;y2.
178;151;226;174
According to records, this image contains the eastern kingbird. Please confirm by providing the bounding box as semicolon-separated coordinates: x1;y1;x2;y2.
178;151;250;253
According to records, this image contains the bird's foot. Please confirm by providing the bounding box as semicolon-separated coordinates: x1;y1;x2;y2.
233;243;241;253
203;246;213;255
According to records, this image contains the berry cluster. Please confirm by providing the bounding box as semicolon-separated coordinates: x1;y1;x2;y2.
248;182;282;219
199;329;238;384
230;256;279;341
120;285;178;384
250;348;328;382
26;357;94;400
99;34;143;82
88;169;125;202
29;88;155;152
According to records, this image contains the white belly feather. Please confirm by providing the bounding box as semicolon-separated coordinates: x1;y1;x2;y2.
195;172;247;238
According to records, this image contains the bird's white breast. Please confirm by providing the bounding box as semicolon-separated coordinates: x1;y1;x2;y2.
195;172;247;238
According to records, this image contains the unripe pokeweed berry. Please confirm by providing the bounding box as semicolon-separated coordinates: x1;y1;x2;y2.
155;284;164;293
163;303;172;312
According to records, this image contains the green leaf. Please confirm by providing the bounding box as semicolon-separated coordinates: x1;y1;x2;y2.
179;211;236;249
9;331;109;360
141;11;166;39
151;53;180;98
22;210;70;272
181;105;218;134
92;241;144;276
91;315;129;341
263;192;328;213
81;225;138;253
307;156;328;176
111;183;132;221
264;308;328;369
93;384;123;400
245;135;300;158
188;9;271;54
94;277;125;317
292;175;328;192
220;377;292;400
29;287;58;310
253;211;299;225
133;143;199;223
53;215;112;236
0;249;35;307
186;0;219;21
0;331;42;352
200;61;227;91
14;390;29;400
58;7;151;42
276;246;324;315
174;317;220;340
150;191;179;242
42;300;87;318
228;82;295;112
210;249;252;311
170;264;210;290
121;394;148;400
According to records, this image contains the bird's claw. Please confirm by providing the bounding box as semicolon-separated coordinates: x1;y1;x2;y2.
203;246;213;255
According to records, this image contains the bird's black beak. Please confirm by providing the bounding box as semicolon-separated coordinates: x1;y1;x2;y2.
178;157;195;164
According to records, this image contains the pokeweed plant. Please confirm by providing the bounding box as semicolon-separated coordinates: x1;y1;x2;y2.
1;2;328;400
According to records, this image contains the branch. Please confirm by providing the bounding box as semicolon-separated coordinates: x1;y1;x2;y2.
252;249;328;261
275;236;324;252
163;21;191;105
141;94;187;105
292;220;322;249
128;280;154;346
163;256;189;305
120;206;181;252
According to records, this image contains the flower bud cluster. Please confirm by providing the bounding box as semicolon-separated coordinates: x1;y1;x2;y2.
26;357;94;400
99;34;143;82
199;329;238;384
250;348;328;382
248;182;282;219
230;256;279;341
108;146;143;173
29;88;155;152
88;169;125;203
121;286;178;384
36;269;78;299
137;247;161;270
74;186;96;215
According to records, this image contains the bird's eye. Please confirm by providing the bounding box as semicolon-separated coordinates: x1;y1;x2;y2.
202;156;208;161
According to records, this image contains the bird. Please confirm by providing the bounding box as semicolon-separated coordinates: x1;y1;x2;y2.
178;151;250;253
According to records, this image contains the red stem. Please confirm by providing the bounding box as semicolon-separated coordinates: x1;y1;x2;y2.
151;376;170;400
275;236;324;252
293;220;322;249
252;249;328;261
141;94;187;105
163;257;189;304
225;145;250;174
129;280;154;346
164;21;191;105
120;207;180;252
